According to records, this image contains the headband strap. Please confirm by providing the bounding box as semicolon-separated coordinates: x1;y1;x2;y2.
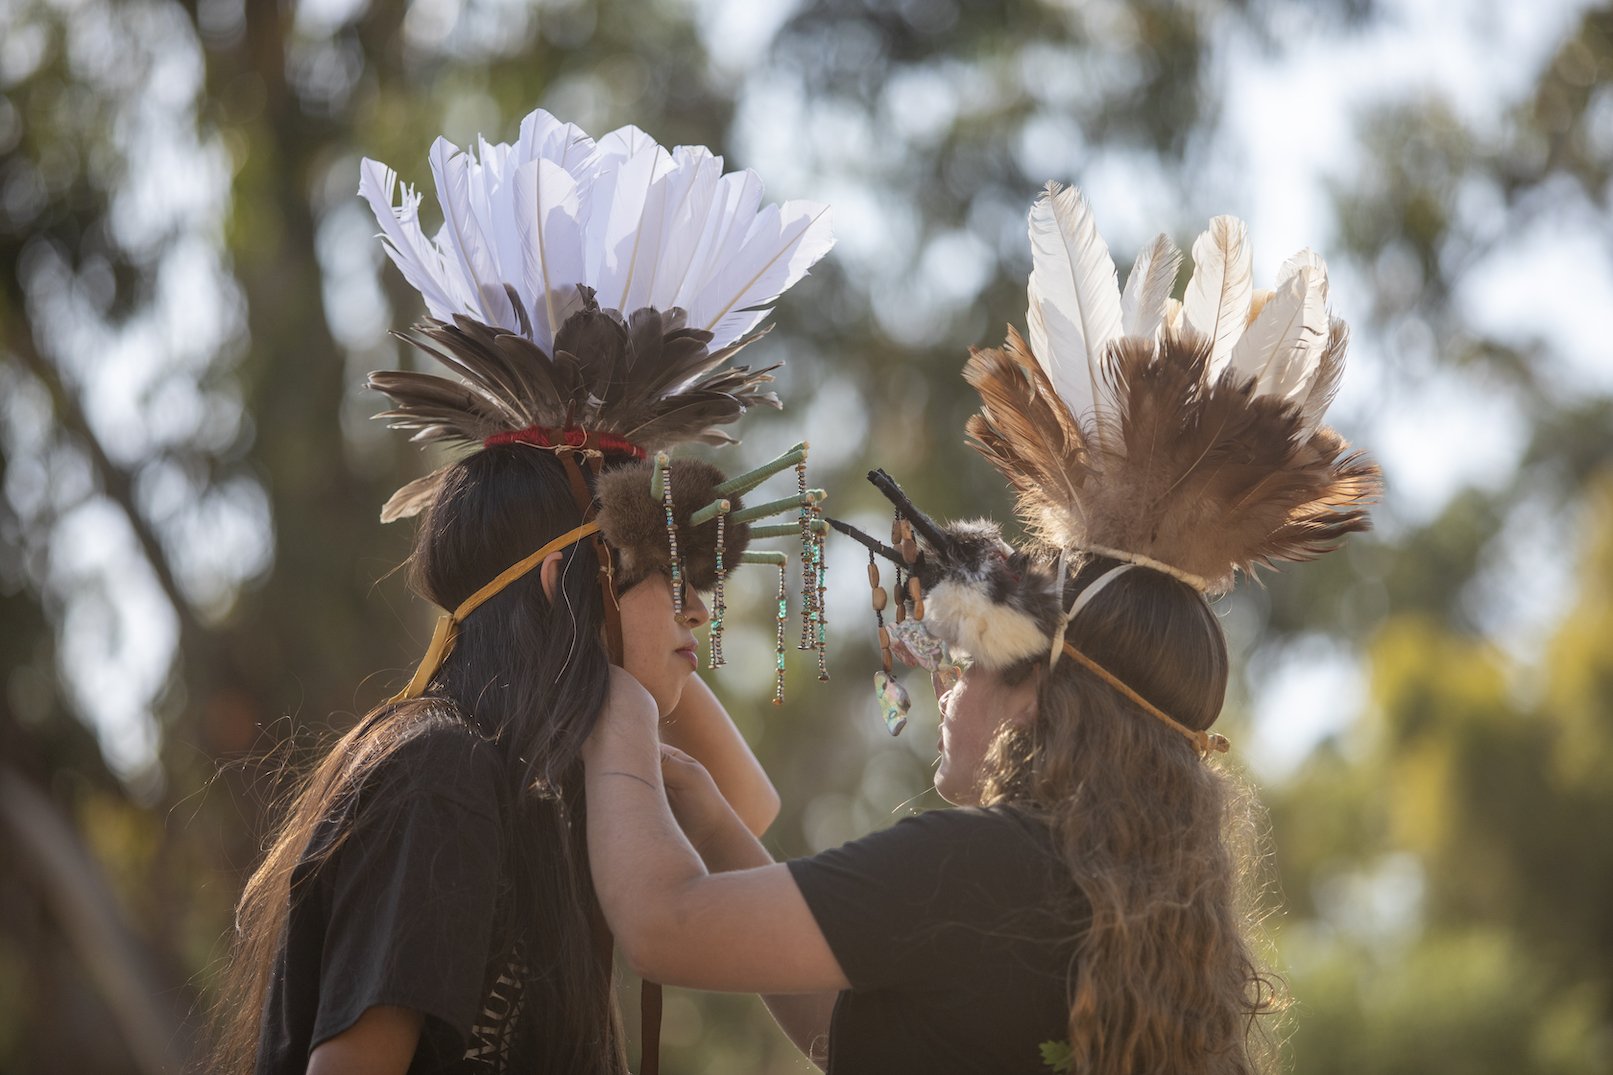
1065;563;1134;623
390;520;603;703
1048;561;1135;669
1079;543;1211;592
1060;641;1230;757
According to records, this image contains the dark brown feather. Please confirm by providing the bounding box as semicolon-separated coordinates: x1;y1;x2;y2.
372;289;784;519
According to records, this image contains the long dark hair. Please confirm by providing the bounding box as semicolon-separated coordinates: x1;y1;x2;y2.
980;555;1287;1075
212;445;627;1075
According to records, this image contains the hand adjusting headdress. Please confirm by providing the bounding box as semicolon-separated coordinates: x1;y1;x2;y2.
835;182;1380;752
359;109;835;702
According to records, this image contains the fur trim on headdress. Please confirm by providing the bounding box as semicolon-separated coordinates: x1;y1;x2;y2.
595;458;752;591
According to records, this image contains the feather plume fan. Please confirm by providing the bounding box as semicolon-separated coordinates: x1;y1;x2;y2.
359;109;833;520
967;182;1379;594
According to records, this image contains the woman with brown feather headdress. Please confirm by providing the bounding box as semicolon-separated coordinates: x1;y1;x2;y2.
582;182;1380;1074
208;109;833;1075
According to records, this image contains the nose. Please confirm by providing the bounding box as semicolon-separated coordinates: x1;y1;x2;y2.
678;587;710;629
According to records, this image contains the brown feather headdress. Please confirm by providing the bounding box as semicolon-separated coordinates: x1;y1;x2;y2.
963;183;1379;597
832;183;1378;748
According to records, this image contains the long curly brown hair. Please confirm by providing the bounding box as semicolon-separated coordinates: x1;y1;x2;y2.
978;554;1288;1075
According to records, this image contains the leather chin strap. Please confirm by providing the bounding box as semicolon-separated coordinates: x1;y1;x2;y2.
557;450;625;662
556;449;660;1074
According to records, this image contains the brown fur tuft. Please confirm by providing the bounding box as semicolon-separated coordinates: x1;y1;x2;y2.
595;458;751;591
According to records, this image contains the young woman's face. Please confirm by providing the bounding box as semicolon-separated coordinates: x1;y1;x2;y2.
617;574;708;717
933;662;1039;806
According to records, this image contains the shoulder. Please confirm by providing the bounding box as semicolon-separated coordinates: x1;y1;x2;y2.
357;706;507;823
792;804;1053;884
887;804;1054;868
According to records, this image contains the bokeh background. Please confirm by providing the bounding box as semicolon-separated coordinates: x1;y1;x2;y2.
3;0;1612;1071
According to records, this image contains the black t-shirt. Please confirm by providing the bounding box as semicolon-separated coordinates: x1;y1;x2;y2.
255;719;535;1074
787;805;1084;1075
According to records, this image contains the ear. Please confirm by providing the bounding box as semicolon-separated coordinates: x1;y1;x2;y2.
538;551;567;603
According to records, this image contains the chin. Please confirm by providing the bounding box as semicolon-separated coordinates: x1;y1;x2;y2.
652;678;688;717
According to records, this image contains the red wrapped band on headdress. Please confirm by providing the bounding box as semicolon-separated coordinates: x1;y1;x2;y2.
484;425;647;459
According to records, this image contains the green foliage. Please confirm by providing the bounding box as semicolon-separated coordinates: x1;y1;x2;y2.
1039;1037;1075;1072
1286;927;1609;1075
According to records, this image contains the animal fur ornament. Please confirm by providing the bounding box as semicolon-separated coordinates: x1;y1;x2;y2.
834;182;1379;691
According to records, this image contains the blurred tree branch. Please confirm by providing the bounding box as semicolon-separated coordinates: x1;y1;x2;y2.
0;766;187;1075
2;324;205;655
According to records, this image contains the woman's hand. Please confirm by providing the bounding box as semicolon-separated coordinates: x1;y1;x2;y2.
659;743;740;854
594;663;658;732
656;673;781;836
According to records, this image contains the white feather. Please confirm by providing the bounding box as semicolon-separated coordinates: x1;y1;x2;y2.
512;158;585;351
1278;247;1329;302
584;133;663;311
692;199;834;349
518;110;598;177
1181;215;1253;381
619;145;716;314
1025;182;1124;435
1296;320;1346;440
428;138;515;331
650;146;725;312
1119;233;1182;339
363;108;834;354
671;167;765;312
471;135;525;306
357;159;462;320
1226;265;1327;403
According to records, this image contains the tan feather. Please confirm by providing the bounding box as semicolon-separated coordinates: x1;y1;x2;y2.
379;464;451;523
1180;215;1252;381
963;326;1094;549
1075;332;1379;591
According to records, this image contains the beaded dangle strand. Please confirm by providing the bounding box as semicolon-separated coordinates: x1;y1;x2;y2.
709;503;729;668
867;547;909;734
870;551;892;674
679;441;830;702
797;459;818;652
811;495;829;681
773;561;789;704
654;452;684;619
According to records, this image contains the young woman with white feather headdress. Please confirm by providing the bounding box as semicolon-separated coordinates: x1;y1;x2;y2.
210;109;833;1075
580;182;1379;1074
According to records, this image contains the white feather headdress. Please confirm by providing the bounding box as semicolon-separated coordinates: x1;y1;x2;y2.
358;108;834;520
